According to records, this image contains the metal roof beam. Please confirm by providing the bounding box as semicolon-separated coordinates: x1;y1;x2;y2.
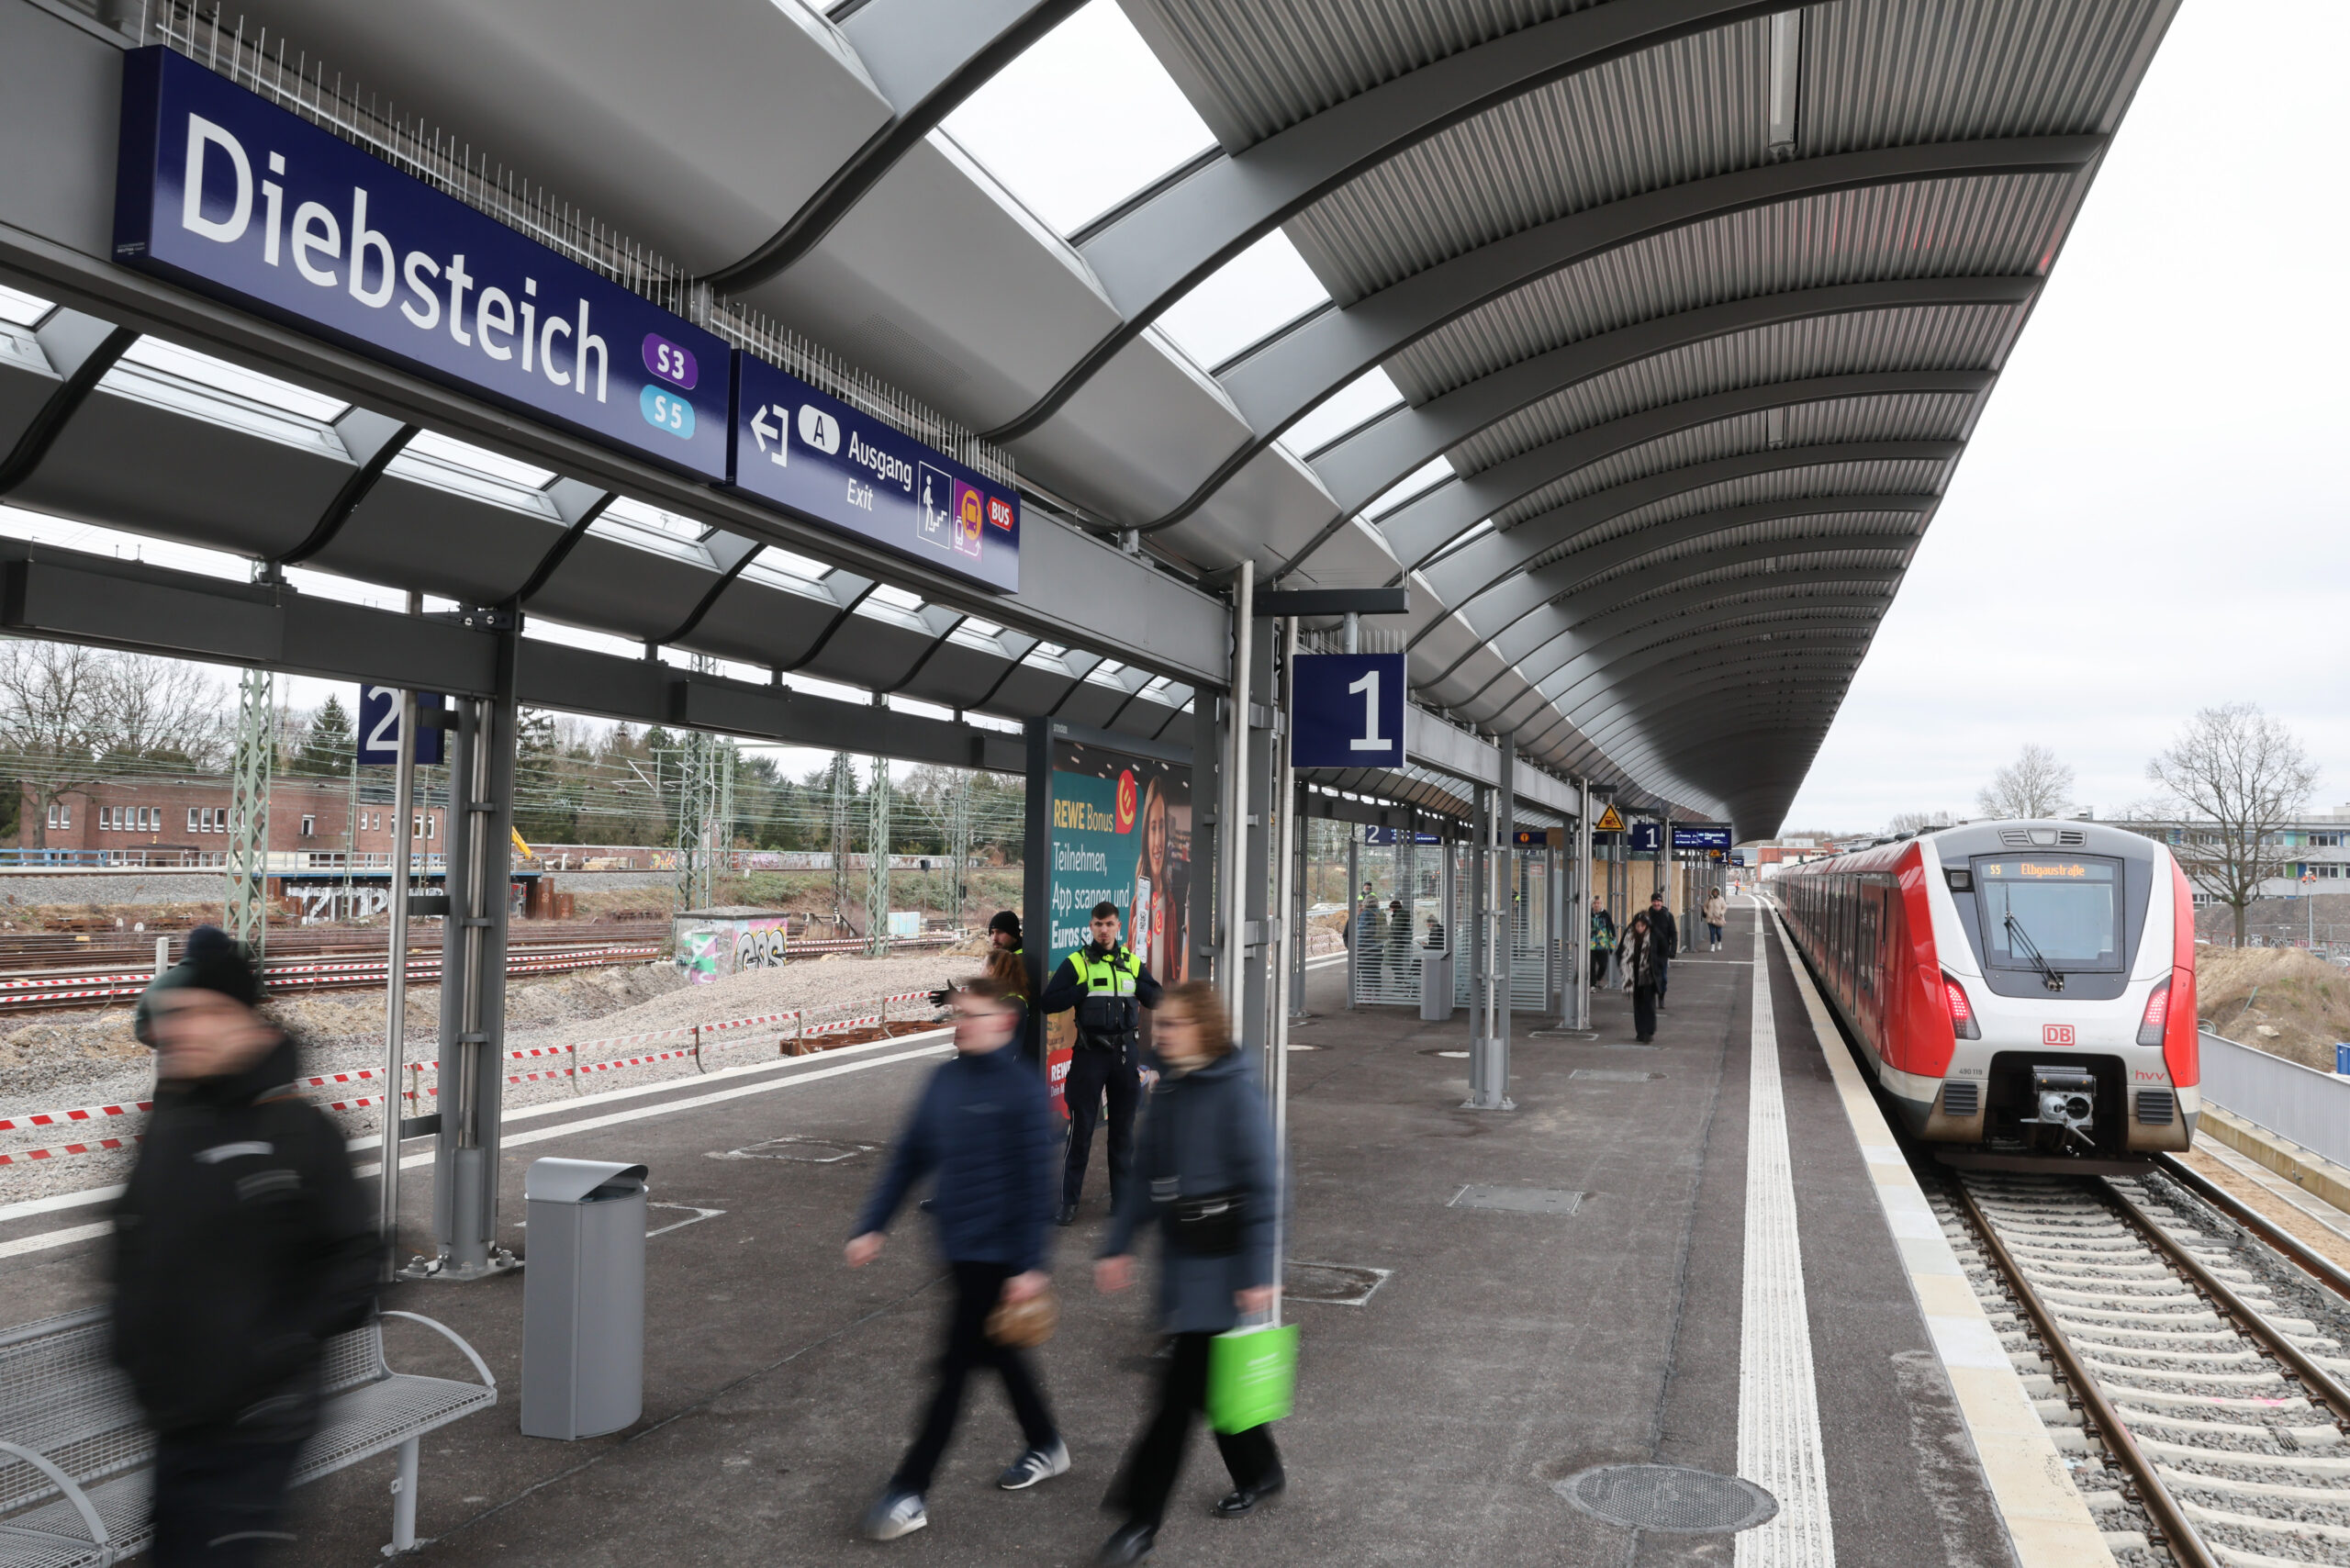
701;0;1090;290
1300;277;2034;524
1416;439;1955;621
1106;135;2100;528
1438;510;1922;657
986;0;1787;442
1427;535;1908;694
0;536;1029;770
1378;370;1988;570
1449;580;1895;713
1475;544;1909;673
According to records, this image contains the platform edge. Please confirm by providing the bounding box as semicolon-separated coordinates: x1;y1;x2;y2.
1762;902;2116;1568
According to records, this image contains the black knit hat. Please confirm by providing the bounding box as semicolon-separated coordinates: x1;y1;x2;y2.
987;910;1021;941
134;925;263;1046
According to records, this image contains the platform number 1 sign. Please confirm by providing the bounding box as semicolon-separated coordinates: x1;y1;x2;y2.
1292;653;1406;769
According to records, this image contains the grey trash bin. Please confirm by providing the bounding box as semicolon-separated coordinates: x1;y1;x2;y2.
521;1158;648;1440
1419;952;1453;1021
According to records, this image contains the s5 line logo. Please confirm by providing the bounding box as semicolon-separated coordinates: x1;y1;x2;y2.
2042;1025;2076;1047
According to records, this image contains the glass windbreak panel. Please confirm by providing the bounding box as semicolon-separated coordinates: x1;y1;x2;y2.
1973;857;2122;972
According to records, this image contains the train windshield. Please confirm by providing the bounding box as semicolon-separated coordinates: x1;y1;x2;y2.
1972;857;2122;972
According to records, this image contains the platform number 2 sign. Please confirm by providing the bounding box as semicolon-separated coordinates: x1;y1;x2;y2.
1291;653;1406;769
356;686;445;767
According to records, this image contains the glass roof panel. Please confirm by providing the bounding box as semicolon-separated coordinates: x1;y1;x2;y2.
940;0;1214;237
403;429;557;489
1155;232;1329;372
0;283;52;329
868;584;924;610
599;497;711;541
118;336;350;423
1281;367;1405;459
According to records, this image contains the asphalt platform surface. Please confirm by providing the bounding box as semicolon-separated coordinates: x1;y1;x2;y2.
0;913;2020;1565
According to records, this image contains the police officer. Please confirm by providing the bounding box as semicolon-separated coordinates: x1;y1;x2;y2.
1039;900;1161;1226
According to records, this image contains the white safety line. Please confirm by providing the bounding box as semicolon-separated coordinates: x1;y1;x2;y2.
0;1219;109;1260
0;1034;953;1258
1737;904;1836;1567
1762;899;2113;1568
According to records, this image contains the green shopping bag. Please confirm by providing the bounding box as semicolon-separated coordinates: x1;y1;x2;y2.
1207;1324;1299;1435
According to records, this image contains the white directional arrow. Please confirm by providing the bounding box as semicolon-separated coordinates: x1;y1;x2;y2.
751;404;786;466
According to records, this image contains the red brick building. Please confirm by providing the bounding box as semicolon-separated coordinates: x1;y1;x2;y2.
23;778;446;861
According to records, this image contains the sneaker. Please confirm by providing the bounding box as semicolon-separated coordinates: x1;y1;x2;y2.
998;1438;1070;1490
860;1488;927;1540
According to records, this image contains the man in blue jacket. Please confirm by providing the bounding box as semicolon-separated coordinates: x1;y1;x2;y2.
847;975;1066;1541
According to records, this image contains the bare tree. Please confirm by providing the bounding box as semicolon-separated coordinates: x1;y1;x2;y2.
1975;744;2075;820
0;643;224;846
1889;809;1953;836
2146;701;2318;946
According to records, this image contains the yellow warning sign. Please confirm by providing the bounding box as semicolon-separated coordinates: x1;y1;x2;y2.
1595;804;1626;833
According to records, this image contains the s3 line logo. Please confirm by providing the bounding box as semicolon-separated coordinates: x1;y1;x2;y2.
2042;1025;2076;1047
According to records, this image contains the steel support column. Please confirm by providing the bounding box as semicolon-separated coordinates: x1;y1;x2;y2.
419;614;519;1282
1470;737;1516;1110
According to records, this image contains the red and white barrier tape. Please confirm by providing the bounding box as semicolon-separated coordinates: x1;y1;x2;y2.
0;991;947;1153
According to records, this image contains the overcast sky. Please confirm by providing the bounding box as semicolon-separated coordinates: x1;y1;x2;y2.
1778;0;2349;834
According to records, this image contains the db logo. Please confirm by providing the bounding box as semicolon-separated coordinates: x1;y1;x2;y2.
1114;769;1137;833
2042;1025;2076;1047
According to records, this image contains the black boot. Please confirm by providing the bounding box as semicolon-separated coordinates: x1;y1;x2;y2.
1097;1522;1156;1564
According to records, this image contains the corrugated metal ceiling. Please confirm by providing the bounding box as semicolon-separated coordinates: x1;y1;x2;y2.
1385;174;2073;400
1446;302;2017;474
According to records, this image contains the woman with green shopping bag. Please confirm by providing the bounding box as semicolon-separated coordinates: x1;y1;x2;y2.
1092;980;1284;1565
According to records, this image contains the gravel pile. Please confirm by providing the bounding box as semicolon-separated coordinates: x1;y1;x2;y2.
0;874;224;907
0;948;979;1205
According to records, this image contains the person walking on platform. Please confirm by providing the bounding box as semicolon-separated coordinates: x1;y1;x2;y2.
1703;887;1728;952
1587;901;1616;988
114;925;378;1568
1094;980;1283;1566
1040;902;1162;1226
1618;913;1662;1044
849;976;1067;1541
1646;891;1679;1009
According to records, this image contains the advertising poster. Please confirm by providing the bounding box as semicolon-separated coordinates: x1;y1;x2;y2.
1035;735;1192;1119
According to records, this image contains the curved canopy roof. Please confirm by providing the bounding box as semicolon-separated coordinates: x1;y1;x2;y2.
0;0;2178;835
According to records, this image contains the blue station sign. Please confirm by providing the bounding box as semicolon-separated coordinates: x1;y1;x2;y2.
113;48;731;480
1628;822;1664;854
1361;826;1442;845
1672;826;1732;850
1292;653;1406;769
728;352;1020;594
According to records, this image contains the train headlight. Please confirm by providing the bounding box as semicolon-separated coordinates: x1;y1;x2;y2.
2136;979;2171;1047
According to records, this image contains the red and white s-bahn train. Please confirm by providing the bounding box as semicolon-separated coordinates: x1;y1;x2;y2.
1777;820;2199;1157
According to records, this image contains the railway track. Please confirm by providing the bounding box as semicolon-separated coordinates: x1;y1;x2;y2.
0;938;666;1012
1937;1164;2350;1567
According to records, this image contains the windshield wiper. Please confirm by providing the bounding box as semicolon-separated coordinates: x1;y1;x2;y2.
2004;913;2066;993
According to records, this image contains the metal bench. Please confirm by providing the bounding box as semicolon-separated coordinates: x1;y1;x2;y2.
0;1306;496;1565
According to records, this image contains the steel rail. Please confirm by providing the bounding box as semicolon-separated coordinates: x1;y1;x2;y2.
2103;1176;2350;1422
2154;1150;2350;1306
1947;1176;2220;1568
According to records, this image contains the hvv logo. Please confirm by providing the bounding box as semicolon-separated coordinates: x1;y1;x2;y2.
113;48;731;479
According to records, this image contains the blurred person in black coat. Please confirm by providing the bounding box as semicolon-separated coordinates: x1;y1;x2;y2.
113;926;377;1566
